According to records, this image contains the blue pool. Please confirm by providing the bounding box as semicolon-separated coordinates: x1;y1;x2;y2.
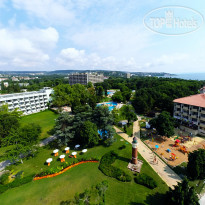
97;102;117;111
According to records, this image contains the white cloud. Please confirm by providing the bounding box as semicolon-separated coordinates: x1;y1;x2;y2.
56;47;141;71
12;0;75;25
0;27;59;68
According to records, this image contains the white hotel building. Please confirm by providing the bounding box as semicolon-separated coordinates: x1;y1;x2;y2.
0;87;53;115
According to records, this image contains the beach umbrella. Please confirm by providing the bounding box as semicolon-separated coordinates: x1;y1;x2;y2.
155;145;159;149
175;139;180;143
171;153;176;156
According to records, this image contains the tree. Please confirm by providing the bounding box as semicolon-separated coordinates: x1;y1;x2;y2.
120;105;137;125
54;113;75;146
93;106;114;130
187;149;205;180
103;125;116;146
77;121;99;147
96;86;104;100
149;111;174;138
52;84;72;108
87;81;93;88
7;123;41;163
111;91;123;102
166;178;199;205
0;105;22;145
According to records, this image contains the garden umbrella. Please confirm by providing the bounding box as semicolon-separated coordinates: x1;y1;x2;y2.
75;145;80;149
82;149;87;153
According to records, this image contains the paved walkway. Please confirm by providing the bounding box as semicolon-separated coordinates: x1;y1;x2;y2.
114;120;182;189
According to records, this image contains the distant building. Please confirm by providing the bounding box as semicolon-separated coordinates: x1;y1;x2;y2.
12;77;19;82
126;73;131;78
0;87;53;115
0;78;8;82
69;73;104;85
173;87;205;135
19;83;29;87
3;82;9;87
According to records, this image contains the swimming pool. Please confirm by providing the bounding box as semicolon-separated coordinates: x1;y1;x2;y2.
97;102;117;111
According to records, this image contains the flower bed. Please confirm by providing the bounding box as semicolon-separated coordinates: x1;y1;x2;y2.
33;160;99;181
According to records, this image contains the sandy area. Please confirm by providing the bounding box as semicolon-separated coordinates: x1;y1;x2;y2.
144;136;205;167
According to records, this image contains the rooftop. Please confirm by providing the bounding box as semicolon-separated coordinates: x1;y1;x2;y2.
173;93;205;108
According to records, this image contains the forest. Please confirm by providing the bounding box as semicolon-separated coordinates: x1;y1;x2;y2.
96;77;204;114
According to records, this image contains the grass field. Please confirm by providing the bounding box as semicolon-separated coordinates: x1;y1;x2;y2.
0;134;168;205
20;110;59;140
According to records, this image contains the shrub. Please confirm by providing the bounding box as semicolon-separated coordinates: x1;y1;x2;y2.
0;174;34;194
15;171;24;179
0;173;10;185
119;145;126;150
99;151;131;182
134;173;157;189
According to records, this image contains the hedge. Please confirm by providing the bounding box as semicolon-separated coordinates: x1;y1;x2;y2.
134;173;157;189
99;151;131;182
0;175;34;194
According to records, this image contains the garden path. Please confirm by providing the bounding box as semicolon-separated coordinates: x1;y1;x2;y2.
114;119;182;189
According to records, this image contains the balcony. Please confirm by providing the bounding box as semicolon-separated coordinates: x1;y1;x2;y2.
200;122;205;128
200;116;205;121
183;107;188;111
192;108;198;112
201;110;205;115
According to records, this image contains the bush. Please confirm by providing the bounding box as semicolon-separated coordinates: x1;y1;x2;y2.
0;173;10;185
134;173;157;189
0;174;34;194
99;151;131;182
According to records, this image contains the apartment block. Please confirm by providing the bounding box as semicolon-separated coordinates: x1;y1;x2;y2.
173;90;205;135
0;87;53;115
69;73;104;85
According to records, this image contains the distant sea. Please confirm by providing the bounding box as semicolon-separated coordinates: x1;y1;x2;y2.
173;73;205;81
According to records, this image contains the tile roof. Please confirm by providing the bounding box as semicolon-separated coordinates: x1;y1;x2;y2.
173;94;205;108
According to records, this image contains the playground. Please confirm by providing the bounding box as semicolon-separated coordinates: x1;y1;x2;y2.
144;133;205;167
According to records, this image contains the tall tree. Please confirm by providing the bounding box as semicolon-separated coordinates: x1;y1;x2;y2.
0;105;22;145
54;113;75;146
93;106;114;131
111;91;123;102
76;121;99;147
187;149;205;180
120;105;137;125
149;111;175;138
166;178;199;205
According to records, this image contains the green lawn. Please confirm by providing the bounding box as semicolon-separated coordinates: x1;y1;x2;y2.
20;110;59;140
0;134;168;205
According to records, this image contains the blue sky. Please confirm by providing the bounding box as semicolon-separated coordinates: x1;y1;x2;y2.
0;0;204;73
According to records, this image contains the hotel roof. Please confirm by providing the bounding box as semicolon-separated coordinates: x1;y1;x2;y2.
173;94;205;108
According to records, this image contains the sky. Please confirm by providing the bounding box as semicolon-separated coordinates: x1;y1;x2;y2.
0;0;204;73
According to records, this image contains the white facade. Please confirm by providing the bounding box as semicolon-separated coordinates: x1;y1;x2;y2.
0;87;53;115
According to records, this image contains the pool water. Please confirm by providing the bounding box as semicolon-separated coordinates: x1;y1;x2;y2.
97;102;117;111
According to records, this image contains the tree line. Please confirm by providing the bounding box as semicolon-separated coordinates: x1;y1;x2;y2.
96;77;204;114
